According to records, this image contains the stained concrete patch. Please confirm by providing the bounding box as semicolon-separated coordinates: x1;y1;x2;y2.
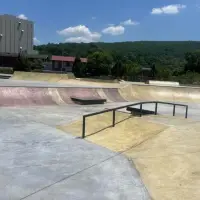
125;118;200;200
58;112;166;152
60;111;200;200
57;111;132;138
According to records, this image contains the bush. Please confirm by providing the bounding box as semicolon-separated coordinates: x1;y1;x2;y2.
14;57;31;71
0;67;14;74
174;72;200;85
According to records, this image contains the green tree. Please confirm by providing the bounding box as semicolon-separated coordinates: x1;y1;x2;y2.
87;51;113;76
184;51;200;73
155;67;172;80
30;59;44;72
150;63;156;79
124;62;141;81
73;56;86;77
111;60;125;79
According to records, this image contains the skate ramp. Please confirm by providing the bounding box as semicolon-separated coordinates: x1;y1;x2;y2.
10;72;200;103
119;84;200;103
0;84;200;106
0;87;125;106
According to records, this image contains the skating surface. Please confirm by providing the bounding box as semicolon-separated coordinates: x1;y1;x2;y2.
59;105;200;200
1;74;200;200
0;103;150;200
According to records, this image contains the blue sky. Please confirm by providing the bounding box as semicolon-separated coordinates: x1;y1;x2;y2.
1;0;200;44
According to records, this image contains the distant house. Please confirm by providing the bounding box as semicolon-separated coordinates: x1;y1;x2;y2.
51;55;87;72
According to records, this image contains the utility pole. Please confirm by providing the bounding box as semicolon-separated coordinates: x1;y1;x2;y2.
0;34;3;66
61;47;64;73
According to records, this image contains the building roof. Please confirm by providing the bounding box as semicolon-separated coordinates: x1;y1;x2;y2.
51;55;87;63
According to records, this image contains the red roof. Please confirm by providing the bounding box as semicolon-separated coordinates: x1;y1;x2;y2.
51;55;87;63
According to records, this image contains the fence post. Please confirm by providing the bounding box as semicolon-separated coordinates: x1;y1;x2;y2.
173;105;176;116
140;103;143;117
155;102;158;115
82;116;86;138
185;106;188;119
112;110;116;127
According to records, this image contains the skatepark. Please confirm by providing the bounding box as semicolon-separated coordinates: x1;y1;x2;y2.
1;72;200;200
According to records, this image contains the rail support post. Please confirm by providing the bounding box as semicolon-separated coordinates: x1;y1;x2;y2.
82;116;86;138
185;105;188;119
140;104;143;117
155;102;158;115
112;110;116;127
173;105;176;116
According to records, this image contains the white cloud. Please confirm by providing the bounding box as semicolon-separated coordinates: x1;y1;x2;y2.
102;25;125;36
121;19;139;26
17;14;28;20
33;37;40;45
57;25;101;43
65;37;94;43
151;4;186;15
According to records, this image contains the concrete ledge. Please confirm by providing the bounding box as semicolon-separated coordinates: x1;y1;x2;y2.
147;80;180;86
71;96;107;105
127;107;156;116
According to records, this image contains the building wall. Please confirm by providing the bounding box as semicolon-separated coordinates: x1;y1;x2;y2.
0;14;34;54
52;61;73;72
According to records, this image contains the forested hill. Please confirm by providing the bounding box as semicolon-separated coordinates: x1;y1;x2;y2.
34;41;200;84
35;41;200;58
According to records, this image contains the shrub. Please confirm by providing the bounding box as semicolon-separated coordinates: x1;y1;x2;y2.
0;67;14;74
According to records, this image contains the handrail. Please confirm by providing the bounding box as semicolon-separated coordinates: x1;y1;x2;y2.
82;101;189;138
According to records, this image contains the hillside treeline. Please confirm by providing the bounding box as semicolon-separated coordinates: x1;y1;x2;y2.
35;42;200;84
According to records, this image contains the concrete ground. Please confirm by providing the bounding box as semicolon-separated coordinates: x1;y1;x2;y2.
1;101;198;200
0;103;150;200
1;77;200;200
57;103;200;200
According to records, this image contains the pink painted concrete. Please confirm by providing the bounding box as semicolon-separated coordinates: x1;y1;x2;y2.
103;88;127;102
0;87;55;106
58;88;101;104
0;87;108;107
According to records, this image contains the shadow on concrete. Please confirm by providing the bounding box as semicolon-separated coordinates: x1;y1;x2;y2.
85;115;133;138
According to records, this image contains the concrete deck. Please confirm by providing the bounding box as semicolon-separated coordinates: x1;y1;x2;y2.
1;76;200;200
0;103;150;200
0;79;118;88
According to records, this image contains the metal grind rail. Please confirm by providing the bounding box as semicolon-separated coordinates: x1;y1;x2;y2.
82;101;189;138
